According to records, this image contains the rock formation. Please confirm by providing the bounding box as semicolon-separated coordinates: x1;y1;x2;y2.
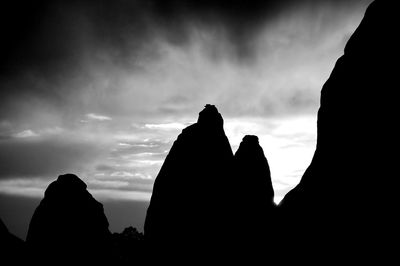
233;135;275;239
26;174;112;263
279;0;397;252
0;218;26;263
144;105;235;245
111;226;145;264
144;0;396;257
144;106;279;261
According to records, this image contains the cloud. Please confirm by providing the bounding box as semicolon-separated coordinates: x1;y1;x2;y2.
0;135;104;180
110;172;135;178
88;179;130;189
0;179;48;198
13;130;39;138
96;164;117;172
92;190;151;202
0;178;152;201
1;0;366;74
0;0;371;123
144;122;187;131
86;113;112;121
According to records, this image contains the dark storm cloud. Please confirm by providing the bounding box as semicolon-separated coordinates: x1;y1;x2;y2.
1;0;363;73
0;0;369;120
0;0;370;120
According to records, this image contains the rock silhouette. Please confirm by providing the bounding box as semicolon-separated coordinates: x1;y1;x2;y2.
233;135;275;240
0;218;26;264
111;226;145;264
144;0;395;257
144;104;235;247
279;0;397;253
1;0;394;262
26;174;112;263
144;106;277;261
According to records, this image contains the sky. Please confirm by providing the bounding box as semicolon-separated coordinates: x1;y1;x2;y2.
0;0;372;239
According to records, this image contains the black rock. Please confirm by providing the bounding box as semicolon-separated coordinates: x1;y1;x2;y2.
144;104;235;246
279;0;397;253
110;226;144;264
233;135;275;239
0;218;26;264
26;174;112;263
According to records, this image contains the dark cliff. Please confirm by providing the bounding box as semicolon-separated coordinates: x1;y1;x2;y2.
279;0;397;251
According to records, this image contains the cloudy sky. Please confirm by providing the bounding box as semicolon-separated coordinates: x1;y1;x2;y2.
0;0;372;239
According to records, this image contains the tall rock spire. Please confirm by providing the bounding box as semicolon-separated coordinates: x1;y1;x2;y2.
144;105;234;244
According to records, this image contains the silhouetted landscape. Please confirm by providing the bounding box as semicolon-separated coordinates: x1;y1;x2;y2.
1;0;396;263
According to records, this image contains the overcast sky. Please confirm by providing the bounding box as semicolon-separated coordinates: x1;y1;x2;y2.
0;0;372;239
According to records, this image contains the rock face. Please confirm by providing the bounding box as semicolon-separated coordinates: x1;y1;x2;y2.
144;106;278;260
0;218;26;263
144;105;235;244
26;174;111;263
279;0;397;249
233;135;275;239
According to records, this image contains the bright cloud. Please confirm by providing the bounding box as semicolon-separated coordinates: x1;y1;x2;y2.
144;123;188;131
0;178;152;201
13;130;39;138
86;113;113;121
